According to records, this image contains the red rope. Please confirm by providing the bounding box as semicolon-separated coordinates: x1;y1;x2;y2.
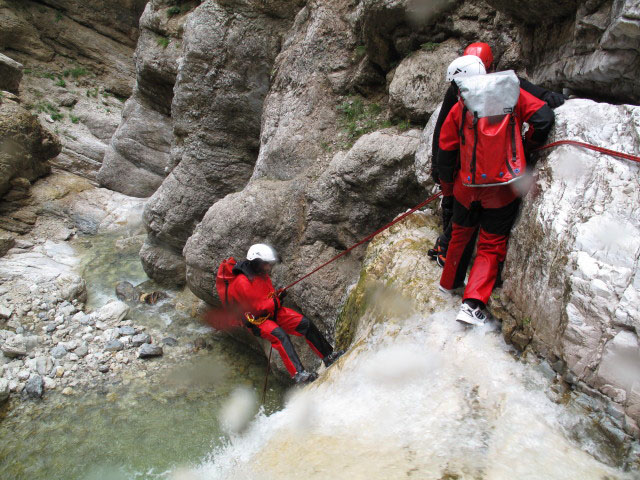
533;140;640;163
281;139;639;292
282;191;443;291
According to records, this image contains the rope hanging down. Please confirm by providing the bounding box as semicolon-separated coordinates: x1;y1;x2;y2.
282;140;639;292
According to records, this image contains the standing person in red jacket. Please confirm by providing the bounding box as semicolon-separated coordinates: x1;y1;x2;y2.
437;67;554;326
227;244;343;383
428;42;565;268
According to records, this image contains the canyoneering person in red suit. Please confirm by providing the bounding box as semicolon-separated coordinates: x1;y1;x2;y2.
436;61;554;326
428;42;566;269
226;244;343;383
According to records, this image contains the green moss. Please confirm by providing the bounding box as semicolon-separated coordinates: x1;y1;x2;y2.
86;87;98;98
55;77;66;88
167;6;182;17
420;42;439;52
55;11;63;22
335;270;374;350
157;36;170;49
70;115;80;124
354;45;367;60
23;68;32;75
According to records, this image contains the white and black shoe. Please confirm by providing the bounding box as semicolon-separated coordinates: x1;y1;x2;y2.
456;303;487;327
293;370;318;384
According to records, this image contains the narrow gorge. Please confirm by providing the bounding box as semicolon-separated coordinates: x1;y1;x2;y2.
1;0;639;478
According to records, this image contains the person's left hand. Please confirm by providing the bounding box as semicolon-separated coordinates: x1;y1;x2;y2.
276;288;287;300
543;91;567;108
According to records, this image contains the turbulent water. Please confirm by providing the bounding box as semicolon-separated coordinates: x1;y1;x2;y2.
185;310;634;480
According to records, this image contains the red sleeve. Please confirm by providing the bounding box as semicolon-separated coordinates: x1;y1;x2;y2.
438;102;462;152
516;88;546;123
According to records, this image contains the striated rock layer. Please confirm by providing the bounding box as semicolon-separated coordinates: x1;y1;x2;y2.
97;0;196;197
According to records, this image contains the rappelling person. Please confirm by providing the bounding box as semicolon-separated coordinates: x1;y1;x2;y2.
428;42;565;268
220;244;344;384
436;59;554;326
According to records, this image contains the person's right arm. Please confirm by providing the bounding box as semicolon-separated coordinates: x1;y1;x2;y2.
431;83;459;184
436;103;462;197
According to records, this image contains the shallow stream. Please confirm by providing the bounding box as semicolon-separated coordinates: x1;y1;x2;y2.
0;230;287;480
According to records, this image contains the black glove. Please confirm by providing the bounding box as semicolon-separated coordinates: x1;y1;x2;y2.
441;195;453;230
276;288;287;301
543;91;566;109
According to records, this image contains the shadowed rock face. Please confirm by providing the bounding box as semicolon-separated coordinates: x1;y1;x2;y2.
97;0;194;197
493;0;640;105
0;96;60;199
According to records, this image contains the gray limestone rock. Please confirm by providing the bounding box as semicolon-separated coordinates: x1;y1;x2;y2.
93;301;129;324
498;99;640;423
24;375;44;399
0;378;9;403
141;0;300;284
104;340;124;352
131;333;151;347
50;345;67;359
118;326;137;336
388;39;461;123
138;343;163;358
0;53;22;94
0;97;60;199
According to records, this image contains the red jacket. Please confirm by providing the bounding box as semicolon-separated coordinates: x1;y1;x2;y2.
227;269;280;318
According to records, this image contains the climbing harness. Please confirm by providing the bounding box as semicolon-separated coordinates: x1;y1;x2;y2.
280;139;639;292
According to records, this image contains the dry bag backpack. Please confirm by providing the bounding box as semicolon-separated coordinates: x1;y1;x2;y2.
454;70;525;187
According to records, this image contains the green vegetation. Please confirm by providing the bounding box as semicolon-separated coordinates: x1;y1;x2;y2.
337;97;392;146
34;101;64;121
157;36;170;49
55;77;66;88
354;45;367;60
86;87;99;98
70;115;80;124
63;67;89;79
23;68;32;75
167;6;182;17
40;72;56;80
55;11;63;22
394;118;412;131
421;42;439;52
0;92;4;99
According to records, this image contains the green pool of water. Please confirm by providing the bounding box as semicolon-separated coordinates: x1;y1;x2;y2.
0;341;286;480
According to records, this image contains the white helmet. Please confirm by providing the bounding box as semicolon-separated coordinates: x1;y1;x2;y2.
247;244;278;263
445;55;486;82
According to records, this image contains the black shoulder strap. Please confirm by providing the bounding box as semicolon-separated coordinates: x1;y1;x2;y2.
459;105;467;145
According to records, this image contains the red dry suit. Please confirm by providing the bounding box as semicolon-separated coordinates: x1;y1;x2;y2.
437;88;554;305
227;260;332;376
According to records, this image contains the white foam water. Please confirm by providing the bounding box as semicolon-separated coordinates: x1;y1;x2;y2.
181;310;633;480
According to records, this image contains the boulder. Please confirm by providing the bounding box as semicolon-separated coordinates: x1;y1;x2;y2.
24;375;44;399
138;343;163;358
0;53;22;94
0;97;60;198
104;339;124;352
93;301;129;324
388;39;460;123
497;99;640;422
